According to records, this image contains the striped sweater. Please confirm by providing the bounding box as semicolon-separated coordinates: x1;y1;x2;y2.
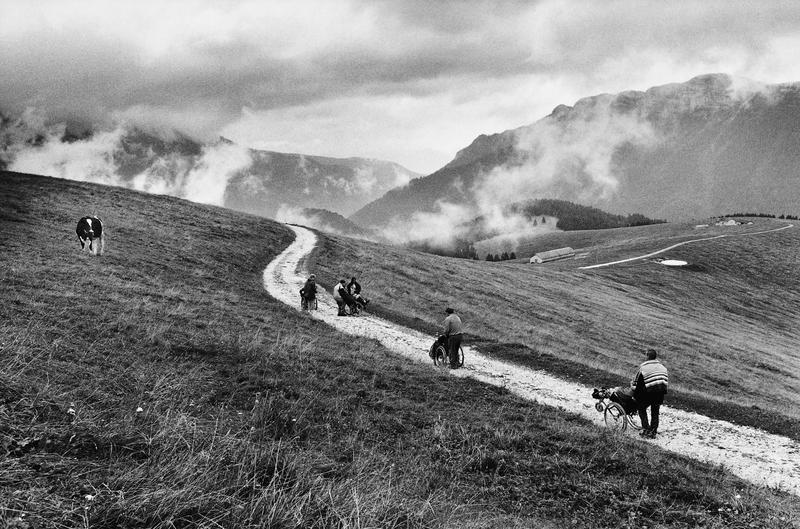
636;359;669;391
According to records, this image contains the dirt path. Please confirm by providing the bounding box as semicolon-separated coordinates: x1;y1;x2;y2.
264;225;800;496
580;223;794;269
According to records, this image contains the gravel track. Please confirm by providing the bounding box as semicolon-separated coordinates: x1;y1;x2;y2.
264;224;800;496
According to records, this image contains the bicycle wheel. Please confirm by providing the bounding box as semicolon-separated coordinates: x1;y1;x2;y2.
457;346;464;367
432;345;449;368
604;402;627;432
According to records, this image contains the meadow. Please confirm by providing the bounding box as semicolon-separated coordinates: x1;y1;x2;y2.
1;171;798;528
314;217;800;438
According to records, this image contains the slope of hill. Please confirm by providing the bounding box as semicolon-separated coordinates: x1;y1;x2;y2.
313;218;800;437
0;113;418;218
2;171;798;527
351;73;800;229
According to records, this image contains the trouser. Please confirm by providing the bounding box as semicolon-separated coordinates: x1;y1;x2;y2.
637;387;666;432
447;334;462;367
341;293;358;314
335;298;346;315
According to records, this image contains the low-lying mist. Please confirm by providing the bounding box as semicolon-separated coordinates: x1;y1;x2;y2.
1;108;251;207
369;74;783;255
380;96;660;255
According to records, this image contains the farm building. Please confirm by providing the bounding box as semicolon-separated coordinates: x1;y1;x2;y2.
529;247;575;264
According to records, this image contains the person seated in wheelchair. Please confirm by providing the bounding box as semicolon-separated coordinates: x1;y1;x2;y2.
299;274;318;310
591;385;638;414
347;276;369;309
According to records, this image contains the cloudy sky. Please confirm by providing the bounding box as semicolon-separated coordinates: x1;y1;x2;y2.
3;0;800;174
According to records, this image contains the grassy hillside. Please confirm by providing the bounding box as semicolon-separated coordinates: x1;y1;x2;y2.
1;171;798;528
314;220;800;438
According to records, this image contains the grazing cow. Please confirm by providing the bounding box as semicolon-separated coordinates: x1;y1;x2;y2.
76;216;104;255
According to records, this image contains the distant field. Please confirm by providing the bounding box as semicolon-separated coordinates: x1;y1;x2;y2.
479;221;693;262
314;218;800;436
2;171;799;528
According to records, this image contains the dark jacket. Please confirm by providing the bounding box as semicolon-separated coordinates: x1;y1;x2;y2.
300;279;318;299
347;279;361;295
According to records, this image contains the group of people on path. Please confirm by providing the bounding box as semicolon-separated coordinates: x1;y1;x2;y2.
300;272;667;439
437;309;668;438
299;274;369;316
334;277;369;316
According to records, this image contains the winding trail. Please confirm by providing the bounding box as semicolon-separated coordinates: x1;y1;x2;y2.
264;225;800;496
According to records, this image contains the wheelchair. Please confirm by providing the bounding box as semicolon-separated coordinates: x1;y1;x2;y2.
300;294;318;311
429;335;464;369
591;387;642;432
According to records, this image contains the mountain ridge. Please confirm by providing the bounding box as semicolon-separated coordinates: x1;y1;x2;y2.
350;73;800;229
0;112;419;219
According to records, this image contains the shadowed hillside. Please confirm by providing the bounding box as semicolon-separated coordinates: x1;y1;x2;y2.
1;171;798;528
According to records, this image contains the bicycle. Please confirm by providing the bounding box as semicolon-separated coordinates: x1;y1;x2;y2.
429;335;464;369
591;387;642;432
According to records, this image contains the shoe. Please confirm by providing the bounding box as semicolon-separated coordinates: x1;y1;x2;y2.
647;430;657;439
639;429;651;438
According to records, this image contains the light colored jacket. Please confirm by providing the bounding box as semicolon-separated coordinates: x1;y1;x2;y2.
334;283;345;300
442;313;463;336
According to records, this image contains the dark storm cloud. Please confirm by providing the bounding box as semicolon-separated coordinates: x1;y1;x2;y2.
3;0;800;170
0;1;534;121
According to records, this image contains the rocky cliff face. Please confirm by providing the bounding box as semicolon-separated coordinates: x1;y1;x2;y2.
351;74;800;229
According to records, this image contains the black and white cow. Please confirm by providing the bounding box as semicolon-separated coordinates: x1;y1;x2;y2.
76;216;104;255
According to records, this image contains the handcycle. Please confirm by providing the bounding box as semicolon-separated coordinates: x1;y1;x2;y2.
337;291;370;316
591;387;642;432
429;334;464;369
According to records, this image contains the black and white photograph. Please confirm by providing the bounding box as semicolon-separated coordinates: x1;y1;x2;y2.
1;1;799;527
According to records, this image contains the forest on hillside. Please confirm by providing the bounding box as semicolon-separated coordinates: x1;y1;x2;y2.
407;199;664;259
511;199;666;231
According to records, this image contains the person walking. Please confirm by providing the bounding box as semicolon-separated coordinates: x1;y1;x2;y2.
441;307;464;369
632;349;669;439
